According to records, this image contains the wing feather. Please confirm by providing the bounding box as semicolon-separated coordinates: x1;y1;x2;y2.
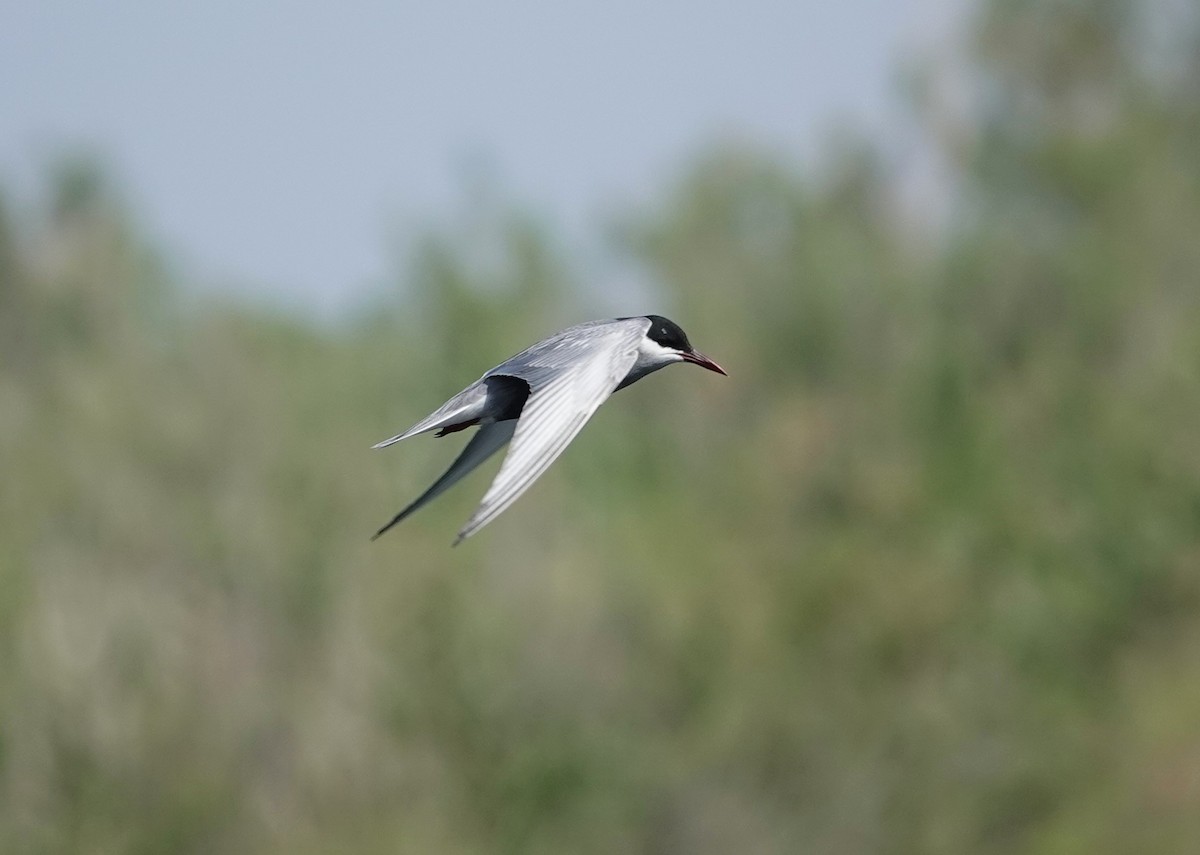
371;381;489;449
372;420;516;540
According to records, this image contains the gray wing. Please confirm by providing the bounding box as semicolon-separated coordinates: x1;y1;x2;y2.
453;320;647;544
372;419;516;540
372;375;530;449
372;380;489;449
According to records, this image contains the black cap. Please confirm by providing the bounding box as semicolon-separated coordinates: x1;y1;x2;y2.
642;315;692;352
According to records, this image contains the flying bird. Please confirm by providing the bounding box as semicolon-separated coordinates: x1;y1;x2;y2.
372;315;726;544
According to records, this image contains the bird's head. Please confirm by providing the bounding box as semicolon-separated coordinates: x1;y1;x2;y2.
638;314;727;375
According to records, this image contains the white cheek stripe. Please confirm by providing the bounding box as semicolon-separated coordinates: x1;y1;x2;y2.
639;339;682;361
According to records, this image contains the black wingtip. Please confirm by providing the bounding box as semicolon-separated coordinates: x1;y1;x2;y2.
371;517;400;541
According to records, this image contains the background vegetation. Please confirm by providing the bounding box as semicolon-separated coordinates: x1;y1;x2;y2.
3;0;1199;851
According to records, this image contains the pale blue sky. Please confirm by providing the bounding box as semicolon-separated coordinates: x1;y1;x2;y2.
1;0;963;313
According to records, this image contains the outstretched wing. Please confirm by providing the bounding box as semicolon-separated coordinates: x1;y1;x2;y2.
372;420;516;540
453;321;646;544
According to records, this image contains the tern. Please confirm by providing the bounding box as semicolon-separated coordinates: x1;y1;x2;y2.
372;315;726;544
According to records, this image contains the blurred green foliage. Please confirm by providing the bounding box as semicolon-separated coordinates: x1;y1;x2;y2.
3;1;1200;852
